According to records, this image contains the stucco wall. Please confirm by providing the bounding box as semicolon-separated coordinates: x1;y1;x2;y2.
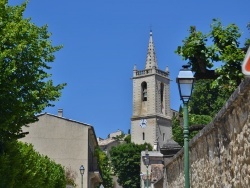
165;77;250;187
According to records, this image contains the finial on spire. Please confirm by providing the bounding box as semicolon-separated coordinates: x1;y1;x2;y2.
149;25;153;35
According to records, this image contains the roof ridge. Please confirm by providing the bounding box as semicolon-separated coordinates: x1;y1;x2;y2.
37;113;91;126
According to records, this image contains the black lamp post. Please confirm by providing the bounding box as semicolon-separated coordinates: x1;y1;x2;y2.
79;165;85;188
176;64;194;188
144;146;150;188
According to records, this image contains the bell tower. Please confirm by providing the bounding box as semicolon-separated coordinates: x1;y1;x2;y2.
131;31;172;149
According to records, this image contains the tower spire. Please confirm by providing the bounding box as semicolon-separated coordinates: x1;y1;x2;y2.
145;30;158;69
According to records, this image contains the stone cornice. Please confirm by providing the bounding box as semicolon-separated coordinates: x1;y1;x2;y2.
131;114;172;121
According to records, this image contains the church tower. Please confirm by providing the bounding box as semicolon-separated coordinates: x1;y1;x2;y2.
131;31;172;150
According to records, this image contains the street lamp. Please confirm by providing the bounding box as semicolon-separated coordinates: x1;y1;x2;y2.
176;64;194;188
144;145;150;188
79;165;85;188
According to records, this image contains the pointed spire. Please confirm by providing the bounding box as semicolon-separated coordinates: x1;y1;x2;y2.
145;30;158;69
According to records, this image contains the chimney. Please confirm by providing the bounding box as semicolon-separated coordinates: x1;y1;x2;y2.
58;109;63;117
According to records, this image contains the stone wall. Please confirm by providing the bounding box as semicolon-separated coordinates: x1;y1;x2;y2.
165;77;250;187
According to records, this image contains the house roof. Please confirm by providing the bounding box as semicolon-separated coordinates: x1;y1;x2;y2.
162;139;181;149
98;137;117;146
37;112;91;126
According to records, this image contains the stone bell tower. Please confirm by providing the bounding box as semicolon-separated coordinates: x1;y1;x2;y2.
131;31;172;149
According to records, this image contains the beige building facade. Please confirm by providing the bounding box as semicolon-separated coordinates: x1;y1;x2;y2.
21;110;102;188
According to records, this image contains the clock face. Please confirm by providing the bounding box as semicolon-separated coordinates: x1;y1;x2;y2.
140;119;147;128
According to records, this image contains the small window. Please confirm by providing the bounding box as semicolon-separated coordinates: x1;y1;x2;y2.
160;83;164;112
141;82;147;101
160;83;164;103
143;132;145;140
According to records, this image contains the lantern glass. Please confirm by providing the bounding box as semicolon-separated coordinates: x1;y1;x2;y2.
144;154;150;166
178;79;194;102
176;66;194;103
80;165;85;175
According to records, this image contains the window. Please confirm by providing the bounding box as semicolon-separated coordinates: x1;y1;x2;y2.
163;133;165;141
141;82;147;101
143;132;145;140
160;83;164;112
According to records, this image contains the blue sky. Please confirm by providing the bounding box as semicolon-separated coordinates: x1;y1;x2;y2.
9;0;250;138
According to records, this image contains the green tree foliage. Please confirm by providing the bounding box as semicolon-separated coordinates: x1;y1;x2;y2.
0;141;66;188
114;132;126;141
114;133;131;144
189;79;226;117
0;0;66;141
95;147;113;188
176;19;248;82
65;167;77;187
124;134;131;144
110;143;151;188
210;20;246;89
176;19;249;114
172;114;212;146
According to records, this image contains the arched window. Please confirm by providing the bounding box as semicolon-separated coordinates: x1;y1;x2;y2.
141;82;147;101
160;83;164;112
143;132;145;140
160;83;164;103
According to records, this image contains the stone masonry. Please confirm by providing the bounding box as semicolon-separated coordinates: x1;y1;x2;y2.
165;77;250;187
131;31;172;149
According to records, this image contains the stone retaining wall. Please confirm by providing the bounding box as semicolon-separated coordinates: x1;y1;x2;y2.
165;77;250;187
